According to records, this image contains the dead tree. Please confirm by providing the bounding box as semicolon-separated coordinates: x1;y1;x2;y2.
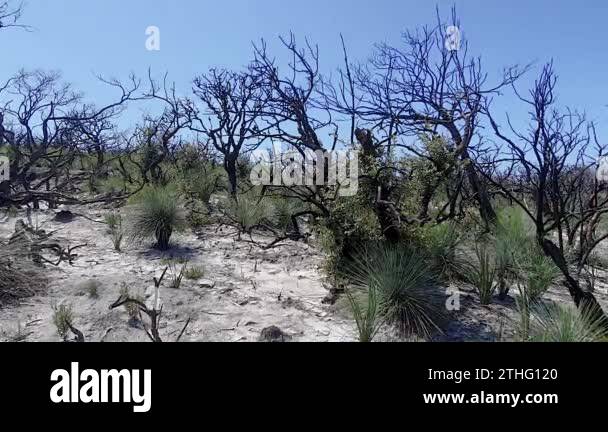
483;62;608;323
126;71;191;186
0;70;139;207
323;8;525;229
189;67;268;196
250;34;336;219
110;267;191;342
0;1;28;32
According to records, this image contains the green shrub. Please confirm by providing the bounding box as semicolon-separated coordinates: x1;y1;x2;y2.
317;194;382;276
343;243;444;338
129;185;186;250
522;250;559;301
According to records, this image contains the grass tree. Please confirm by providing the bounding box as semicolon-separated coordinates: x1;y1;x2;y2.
343;243;444;339
130;185;187;250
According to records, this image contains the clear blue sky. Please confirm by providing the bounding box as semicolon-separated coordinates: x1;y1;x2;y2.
1;0;608;138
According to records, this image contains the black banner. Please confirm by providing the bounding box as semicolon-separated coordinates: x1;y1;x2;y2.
1;342;605;420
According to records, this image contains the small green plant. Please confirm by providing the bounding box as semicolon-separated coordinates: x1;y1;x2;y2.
223;191;271;234
343;243;444;338
105;212;124;251
467;243;497;305
129;185;186;250
52;302;74;340
169;262;186;289
183;265;205;280
529;303;608;342
345;285;385;342
83;280;101;299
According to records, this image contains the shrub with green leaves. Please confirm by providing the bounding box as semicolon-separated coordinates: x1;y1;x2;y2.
129;185;186;250
529;303;607;342
342;243;444;338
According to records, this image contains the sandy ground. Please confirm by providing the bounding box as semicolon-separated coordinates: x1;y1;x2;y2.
1;205;607;342
0;205;356;342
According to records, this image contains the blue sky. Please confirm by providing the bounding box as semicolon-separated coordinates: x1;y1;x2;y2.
1;0;608;139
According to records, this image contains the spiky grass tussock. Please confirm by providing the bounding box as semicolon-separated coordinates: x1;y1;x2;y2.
345;284;386;342
467;243;497;305
529;303;608;342
129;185;187;250
494;206;535;298
423;222;465;280
105;212;124;252
223;192;271;234
182;167;221;206
183;265;204;280
52;302;74;340
271;196;306;233
342;243;444;339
